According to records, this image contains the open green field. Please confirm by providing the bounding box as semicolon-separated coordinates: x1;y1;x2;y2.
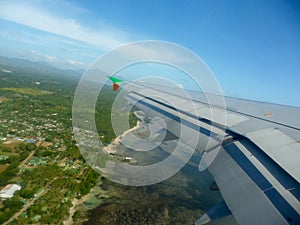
0;88;47;96
0;139;23;155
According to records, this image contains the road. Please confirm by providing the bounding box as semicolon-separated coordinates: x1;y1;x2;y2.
2;178;57;225
19;150;35;168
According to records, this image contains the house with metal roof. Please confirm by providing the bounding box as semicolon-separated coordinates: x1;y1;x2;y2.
0;184;21;198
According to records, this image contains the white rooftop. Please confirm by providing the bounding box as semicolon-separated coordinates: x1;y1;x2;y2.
0;184;21;198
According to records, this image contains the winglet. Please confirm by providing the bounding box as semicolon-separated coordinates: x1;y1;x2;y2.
108;76;123;91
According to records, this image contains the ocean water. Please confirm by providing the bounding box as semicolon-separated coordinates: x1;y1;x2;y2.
82;151;227;225
82;112;237;225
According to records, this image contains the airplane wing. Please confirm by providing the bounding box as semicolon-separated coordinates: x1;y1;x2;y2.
115;79;300;225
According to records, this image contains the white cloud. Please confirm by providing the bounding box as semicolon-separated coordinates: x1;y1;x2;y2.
31;50;57;62
2;69;12;73
31;50;87;69
67;59;86;67
176;83;184;89
0;1;130;50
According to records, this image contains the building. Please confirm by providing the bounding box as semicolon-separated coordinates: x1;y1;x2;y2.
0;155;9;161
0;184;21;198
28;157;46;166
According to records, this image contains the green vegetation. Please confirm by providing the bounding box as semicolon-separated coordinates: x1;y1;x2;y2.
95;85;138;143
19;189;35;199
0;58;103;224
0;56;140;225
0;87;47;96
0;197;24;224
0;157;20;186
72;209;81;222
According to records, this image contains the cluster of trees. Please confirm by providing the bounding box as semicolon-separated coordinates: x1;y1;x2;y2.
0;157;20;186
34;148;56;158
95;86;118;143
18;143;36;152
19;188;35;199
60;147;82;161
77;169;99;196
21;164;61;186
0;142;35;186
16;164;99;224
0;196;24;224
72;210;81;222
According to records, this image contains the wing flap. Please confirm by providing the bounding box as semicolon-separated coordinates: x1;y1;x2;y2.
247;128;300;183
209;143;290;225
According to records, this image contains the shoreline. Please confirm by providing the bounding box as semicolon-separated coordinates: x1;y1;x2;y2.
103;111;144;155
63;194;89;225
69;112;145;224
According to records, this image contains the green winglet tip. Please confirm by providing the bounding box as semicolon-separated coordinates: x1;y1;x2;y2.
108;76;123;83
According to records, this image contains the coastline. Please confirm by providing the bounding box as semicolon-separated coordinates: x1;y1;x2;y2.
69;112;144;224
72;111;222;225
63;194;89;225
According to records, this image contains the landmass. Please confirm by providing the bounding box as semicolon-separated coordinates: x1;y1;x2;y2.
0;57;222;225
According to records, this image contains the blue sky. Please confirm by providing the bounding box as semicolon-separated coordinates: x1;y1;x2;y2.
0;0;299;106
